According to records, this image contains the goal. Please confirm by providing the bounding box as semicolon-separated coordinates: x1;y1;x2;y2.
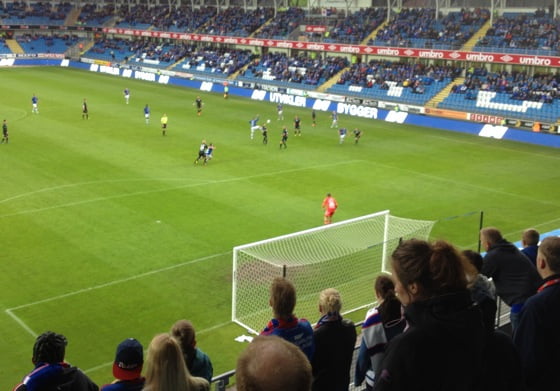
232;210;436;334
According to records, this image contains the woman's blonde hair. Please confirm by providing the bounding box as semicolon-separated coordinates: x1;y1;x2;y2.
143;333;209;391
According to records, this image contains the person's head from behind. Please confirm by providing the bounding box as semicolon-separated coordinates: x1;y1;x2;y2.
480;227;503;251
270;277;296;319
170;319;196;357
522;228;540;248
32;331;67;365
113;338;143;381
374;273;402;322
391;239;473;306
318;288;342;316
536;236;560;278
462;249;484;273
236;335;311;391
144;333;190;390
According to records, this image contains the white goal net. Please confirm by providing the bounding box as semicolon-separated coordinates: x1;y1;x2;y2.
232;210;436;334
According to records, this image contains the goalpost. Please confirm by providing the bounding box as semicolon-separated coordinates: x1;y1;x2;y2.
232;210;436;334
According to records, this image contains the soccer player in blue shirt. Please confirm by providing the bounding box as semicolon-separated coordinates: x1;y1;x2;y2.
249;115;260;139
124;88;130;104
31;94;39;114
339;128;347;144
330;111;338;128
144;104;150;125
277;103;284;120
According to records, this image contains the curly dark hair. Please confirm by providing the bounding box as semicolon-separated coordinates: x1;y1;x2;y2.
32;331;67;364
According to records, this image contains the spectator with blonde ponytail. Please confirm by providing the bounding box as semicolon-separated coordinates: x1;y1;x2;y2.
142;333;208;391
372;239;486;391
355;274;406;390
311;288;357;391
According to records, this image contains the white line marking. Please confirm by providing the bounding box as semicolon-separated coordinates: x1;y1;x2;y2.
0;161;363;218
5;309;37;337
0;178;215;204
7;252;230;312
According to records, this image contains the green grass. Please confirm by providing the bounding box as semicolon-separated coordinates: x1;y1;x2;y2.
1;67;560;388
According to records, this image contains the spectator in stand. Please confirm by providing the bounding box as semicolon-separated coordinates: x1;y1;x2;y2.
372;239;485;391
462;249;497;334
170;320;213;383
143;333;209;391
311;288;356;391
514;236;560;391
261;276;315;360
101;338;145;391
355;274;405;390
13;331;98;391
480;227;542;332
236;335;312;391
521;228;540;266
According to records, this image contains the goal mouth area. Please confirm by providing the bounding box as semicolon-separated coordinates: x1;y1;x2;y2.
232;210;435;334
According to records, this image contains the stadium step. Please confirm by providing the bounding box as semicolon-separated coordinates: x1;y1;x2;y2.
426;76;465;108
461;19;492;52
64;7;81;26
5;39;24;54
360;20;388;45
317;66;350;93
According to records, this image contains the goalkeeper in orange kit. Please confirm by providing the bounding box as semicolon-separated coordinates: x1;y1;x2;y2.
322;193;338;224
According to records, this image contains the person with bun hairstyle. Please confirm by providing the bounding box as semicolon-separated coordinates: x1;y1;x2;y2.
355;274;406;390
372;239;486;391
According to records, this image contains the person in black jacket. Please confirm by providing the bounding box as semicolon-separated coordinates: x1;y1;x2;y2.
311;288;356;391
373;239;486;391
514;236;560;391
480;227;542;332
13;331;98;391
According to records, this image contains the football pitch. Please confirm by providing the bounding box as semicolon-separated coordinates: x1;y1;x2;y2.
1;66;559;387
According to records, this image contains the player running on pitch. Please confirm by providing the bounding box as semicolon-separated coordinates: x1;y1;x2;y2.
322;193;338;224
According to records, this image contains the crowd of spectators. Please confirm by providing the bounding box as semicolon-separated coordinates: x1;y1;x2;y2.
178;46;254;75
13;233;560;391
198;6;274;37
0;1;72;23
303;8;387;44
451;68;559;103
254;7;306;39
16;32;80;53
77;3;114;26
336;60;461;92
474;10;560;55
243;52;349;86
371;8;490;49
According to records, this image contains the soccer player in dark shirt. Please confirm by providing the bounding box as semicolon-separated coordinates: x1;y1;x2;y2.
1;119;8;144
262;125;268;145
280;127;288;149
194;140;207;165
294;115;301;136
82;99;88;119
194;96;203;116
353;128;362;144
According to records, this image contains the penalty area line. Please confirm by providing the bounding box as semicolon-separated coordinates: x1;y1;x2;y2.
7;251;230;313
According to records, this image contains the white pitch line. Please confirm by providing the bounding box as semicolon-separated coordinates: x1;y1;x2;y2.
5;309;37;338
0;178;216;204
7;252;230;312
0;160;363;219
